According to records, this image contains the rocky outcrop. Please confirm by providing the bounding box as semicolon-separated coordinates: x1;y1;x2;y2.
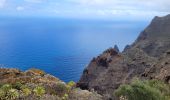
142;50;170;83
78;14;170;99
114;45;120;53
0;68;60;85
0;68;103;100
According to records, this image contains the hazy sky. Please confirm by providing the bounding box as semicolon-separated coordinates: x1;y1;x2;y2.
0;0;169;19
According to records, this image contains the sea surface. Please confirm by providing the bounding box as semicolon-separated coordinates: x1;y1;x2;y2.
0;17;149;82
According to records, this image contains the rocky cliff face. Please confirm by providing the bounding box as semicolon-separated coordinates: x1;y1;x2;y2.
78;14;170;99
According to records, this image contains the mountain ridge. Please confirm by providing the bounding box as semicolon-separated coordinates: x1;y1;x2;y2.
78;14;170;99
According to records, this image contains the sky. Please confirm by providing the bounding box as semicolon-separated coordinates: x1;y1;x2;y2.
0;0;170;20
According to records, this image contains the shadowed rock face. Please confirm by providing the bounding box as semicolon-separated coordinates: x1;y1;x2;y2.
78;14;170;99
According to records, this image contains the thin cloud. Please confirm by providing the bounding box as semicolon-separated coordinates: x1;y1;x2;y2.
24;0;45;3
0;0;6;8
16;6;24;11
0;0;170;19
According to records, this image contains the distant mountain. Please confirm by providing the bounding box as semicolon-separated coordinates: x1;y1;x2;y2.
78;14;170;99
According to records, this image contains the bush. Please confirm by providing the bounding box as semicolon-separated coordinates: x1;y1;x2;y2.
0;84;19;100
0;89;5;100
1;84;12;93
67;81;76;89
115;79;170;100
6;89;19;100
21;87;32;97
12;82;23;90
33;86;45;97
55;83;69;97
62;93;69;100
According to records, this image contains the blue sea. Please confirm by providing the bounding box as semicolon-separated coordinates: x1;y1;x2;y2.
0;17;149;82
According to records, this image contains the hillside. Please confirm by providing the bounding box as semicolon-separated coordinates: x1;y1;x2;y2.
0;68;102;100
78;14;170;99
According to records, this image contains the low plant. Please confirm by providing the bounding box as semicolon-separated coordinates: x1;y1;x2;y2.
62;93;69;100
1;84;12;93
55;83;69;97
115;79;170;100
67;81;76;89
0;89;5;100
0;84;20;100
12;82;23;90
33;86;45;97
21;87;32;97
6;89;19;100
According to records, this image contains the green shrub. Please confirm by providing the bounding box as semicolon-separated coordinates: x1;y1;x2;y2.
55;83;69;97
0;84;19;100
0;89;5;100
146;79;170;100
33;86;45;97
67;81;76;89
1;84;12;93
21;87;32;97
62;93;69;100
12;82;23;90
115;79;170;100
0;83;4;88
6;89;19;100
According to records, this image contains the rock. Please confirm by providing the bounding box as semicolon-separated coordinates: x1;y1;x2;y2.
123;44;131;52
142;50;170;83
114;45;120;53
69;88;103;100
78;14;170;99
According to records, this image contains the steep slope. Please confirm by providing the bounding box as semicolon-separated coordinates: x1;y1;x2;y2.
132;15;170;57
142;50;170;83
78;14;170;99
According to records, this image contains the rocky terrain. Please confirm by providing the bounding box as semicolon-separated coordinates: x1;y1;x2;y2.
0;68;102;100
78;14;170;99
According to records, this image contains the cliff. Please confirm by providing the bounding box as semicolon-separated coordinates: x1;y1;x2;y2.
78;14;170;99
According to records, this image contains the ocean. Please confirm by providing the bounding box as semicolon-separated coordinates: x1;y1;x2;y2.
0;17;148;82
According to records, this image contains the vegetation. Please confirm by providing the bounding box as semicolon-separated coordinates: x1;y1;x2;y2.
0;89;5;100
0;68;103;100
33;86;45;97
12;82;23;90
0;84;19;100
115;78;170;100
6;89;19;100
67;81;76;89
55;83;70;97
21;86;32;97
0;80;78;100
0;83;46;100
